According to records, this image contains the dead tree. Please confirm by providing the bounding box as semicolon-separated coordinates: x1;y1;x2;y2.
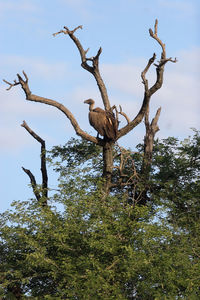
4;20;176;197
21;121;48;206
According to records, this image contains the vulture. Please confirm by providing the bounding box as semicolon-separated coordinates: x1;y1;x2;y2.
84;99;118;141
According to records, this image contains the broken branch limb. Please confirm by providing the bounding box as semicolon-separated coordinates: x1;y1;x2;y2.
21;121;48;200
151;107;161;133
21;120;45;144
22;167;41;202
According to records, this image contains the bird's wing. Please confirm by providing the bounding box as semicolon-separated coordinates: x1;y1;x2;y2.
89;110;106;137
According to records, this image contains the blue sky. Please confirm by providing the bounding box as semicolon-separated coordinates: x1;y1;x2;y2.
0;0;199;212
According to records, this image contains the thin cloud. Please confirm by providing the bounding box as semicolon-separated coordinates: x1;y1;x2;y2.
1;55;70;81
157;0;197;17
0;86;59;117
60;0;90;5
102;62;143;97
59;0;92;19
0;0;38;13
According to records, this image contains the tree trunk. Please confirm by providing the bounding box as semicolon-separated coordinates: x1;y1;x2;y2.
142;129;154;176
102;142;113;196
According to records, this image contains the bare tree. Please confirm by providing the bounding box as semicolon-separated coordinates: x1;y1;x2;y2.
4;20;176;198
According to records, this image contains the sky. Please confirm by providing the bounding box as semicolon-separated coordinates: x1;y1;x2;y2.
0;0;199;212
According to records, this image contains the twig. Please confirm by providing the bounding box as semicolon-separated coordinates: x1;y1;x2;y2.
3;79;20;91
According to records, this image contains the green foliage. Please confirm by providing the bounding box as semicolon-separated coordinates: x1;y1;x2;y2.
152;130;200;223
0;131;200;299
49;138;102;177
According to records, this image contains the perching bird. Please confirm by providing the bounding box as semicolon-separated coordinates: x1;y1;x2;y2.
84;99;118;141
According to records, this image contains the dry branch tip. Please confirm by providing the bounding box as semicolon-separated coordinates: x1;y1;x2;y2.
53;25;83;37
119;105;130;124
21;120;26;128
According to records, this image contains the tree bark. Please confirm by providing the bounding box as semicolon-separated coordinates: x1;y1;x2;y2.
102;142;114;195
142;107;161;176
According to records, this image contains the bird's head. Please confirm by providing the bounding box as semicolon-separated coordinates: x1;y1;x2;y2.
84;99;95;105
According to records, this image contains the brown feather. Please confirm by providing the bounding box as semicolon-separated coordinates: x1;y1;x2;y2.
84;99;118;141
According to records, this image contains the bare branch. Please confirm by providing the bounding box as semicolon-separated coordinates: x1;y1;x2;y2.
4;72;103;146
117;91;150;139
142;106;162;179
148;20;177;96
155;57;177;68
149;19;166;58
21;120;45;144
53;25;111;110
111;105;119;126
52;25;83;37
118;20;176;140
3;79;20;91
151;107;161;133
141;53;156;92
94;47;102;60
22;167;41;202
119;105;131;124
21;121;48;200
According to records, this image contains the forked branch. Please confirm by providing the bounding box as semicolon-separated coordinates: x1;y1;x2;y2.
53;25;110;110
21;120;48;201
142;106;161;177
4;71;102;145
21;121;48;206
117;19;176;139
148;19;177;95
141;53;156;92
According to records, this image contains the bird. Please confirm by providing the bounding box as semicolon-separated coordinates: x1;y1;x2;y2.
84;99;118;141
